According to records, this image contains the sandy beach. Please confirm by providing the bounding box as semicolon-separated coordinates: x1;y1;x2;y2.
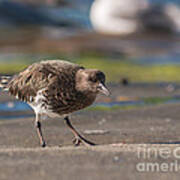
1;84;180;179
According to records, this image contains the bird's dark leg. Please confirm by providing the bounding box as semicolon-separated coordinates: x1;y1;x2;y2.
35;114;46;147
64;116;96;146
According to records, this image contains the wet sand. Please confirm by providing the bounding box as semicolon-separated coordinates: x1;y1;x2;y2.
1;84;180;179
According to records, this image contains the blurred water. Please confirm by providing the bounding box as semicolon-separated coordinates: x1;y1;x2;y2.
150;0;180;4
41;0;180;29
0;0;179;29
1;96;180;119
0;101;31;112
134;53;180;65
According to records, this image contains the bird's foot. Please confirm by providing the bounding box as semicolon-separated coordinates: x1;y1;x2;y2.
72;135;96;147
41;141;46;148
72;137;81;146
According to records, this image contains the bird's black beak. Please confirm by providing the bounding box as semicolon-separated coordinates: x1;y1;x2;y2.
97;82;110;96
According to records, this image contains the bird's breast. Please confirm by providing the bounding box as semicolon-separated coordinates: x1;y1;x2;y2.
52;91;97;115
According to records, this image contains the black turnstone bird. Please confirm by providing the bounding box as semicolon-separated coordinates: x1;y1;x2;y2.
0;60;110;147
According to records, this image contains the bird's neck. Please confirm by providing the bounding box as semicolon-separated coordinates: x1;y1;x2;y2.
76;91;97;107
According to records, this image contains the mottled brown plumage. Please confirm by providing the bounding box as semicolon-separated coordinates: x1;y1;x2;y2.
0;60;110;147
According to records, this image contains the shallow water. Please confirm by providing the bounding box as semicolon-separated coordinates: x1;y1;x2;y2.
1;95;180;119
134;54;180;65
91;96;180;110
0;101;31;112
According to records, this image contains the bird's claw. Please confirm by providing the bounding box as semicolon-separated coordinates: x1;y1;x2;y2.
41;141;46;148
72;135;96;147
72;137;81;146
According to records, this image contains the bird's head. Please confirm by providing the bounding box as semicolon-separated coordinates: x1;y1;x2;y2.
76;69;110;96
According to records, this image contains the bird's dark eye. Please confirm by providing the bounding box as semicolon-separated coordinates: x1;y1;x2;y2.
89;77;97;83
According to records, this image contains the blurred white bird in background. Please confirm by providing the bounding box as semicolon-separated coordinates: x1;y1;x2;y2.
90;0;149;35
90;0;180;35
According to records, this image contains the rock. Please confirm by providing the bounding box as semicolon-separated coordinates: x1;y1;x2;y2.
121;78;129;86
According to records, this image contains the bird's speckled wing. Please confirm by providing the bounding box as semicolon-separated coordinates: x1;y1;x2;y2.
8;60;83;103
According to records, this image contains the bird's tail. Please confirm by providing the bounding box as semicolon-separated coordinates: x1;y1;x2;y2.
0;75;12;91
